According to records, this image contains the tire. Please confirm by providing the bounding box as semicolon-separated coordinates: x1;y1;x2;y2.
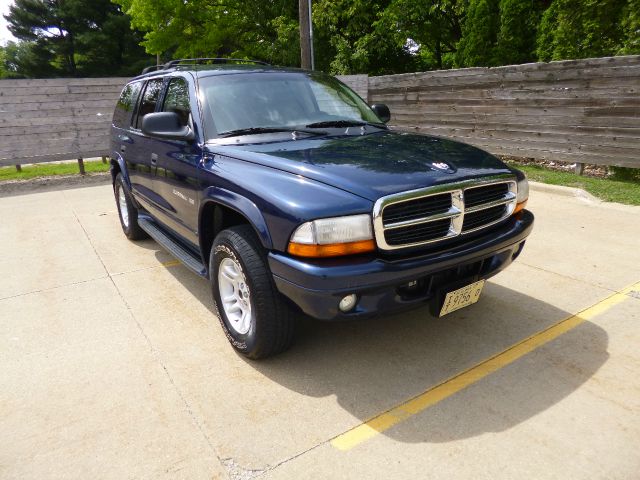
114;173;147;240
211;225;295;359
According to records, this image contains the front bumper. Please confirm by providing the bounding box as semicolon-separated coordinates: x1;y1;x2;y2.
269;210;534;320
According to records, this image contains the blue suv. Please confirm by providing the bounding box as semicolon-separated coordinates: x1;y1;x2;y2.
110;58;534;358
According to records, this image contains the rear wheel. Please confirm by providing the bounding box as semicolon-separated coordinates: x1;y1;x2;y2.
114;173;147;240
211;225;295;359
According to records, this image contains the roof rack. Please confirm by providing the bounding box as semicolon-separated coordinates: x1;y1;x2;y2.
140;58;270;75
163;58;270;68
140;65;163;74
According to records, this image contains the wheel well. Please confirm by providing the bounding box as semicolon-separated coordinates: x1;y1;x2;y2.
200;202;251;264
110;159;120;185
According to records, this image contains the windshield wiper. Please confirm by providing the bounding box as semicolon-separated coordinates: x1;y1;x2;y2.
305;120;386;129
219;127;326;138
305;120;365;128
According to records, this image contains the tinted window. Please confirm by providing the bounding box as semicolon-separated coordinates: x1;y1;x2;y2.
113;81;142;128
134;78;164;129
162;78;191;126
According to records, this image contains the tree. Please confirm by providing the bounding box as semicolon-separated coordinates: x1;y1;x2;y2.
494;0;545;65
377;0;466;70
619;0;640;54
3;0;152;77
0;41;56;78
113;0;301;67
536;0;628;61
312;0;416;74
455;0;500;67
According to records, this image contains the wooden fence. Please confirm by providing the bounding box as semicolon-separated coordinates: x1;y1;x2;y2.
1;57;638;169
0;77;127;168
368;55;640;168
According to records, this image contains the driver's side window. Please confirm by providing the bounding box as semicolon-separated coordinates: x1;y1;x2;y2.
162;78;191;127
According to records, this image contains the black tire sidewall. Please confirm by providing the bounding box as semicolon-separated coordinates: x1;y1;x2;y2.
115;174;140;239
211;233;260;354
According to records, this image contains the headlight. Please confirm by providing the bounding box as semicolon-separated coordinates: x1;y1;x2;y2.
288;214;375;257
515;175;529;214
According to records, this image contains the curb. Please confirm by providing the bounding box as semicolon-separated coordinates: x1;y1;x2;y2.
529;181;599;203
0;172;111;198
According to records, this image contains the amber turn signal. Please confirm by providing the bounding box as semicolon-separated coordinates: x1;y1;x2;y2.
288;239;376;258
513;200;527;215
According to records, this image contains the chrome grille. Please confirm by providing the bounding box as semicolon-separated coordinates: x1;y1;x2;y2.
373;176;517;250
384;218;451;246
383;192;452;223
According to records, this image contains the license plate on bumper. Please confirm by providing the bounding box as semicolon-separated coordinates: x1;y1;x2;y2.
439;280;485;317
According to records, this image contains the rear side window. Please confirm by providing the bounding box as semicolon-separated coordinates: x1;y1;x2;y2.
134;78;164;130
113;81;142;128
162;78;191;126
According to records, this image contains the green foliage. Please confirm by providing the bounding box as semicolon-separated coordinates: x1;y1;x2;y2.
113;0;300;67
536;0;628;61
0;40;55;78
609;166;640;182
456;0;500;67
4;0;639;78
312;0;417;74
494;0;543;65
377;0;465;70
511;162;640;206
619;0;640;54
3;0;153;77
536;0;558;62
0;160;110;182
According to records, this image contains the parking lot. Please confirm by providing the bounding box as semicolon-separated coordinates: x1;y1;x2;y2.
1;181;639;479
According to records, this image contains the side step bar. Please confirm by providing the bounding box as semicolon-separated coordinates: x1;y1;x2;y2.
138;217;207;277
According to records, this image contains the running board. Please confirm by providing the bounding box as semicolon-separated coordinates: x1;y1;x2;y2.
138;217;207;277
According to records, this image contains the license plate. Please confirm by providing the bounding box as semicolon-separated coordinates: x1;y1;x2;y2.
439;280;485;317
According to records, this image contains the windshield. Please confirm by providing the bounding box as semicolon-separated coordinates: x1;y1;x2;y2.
198;72;384;140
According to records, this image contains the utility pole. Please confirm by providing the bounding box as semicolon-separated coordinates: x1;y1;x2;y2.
299;0;314;70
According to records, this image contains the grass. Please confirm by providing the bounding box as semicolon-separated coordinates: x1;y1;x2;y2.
510;163;640;206
0;160;110;182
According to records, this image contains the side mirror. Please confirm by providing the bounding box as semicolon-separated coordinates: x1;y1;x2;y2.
141;112;195;141
371;103;391;124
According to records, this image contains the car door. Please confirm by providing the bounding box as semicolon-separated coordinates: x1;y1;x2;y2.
151;75;202;246
125;77;166;215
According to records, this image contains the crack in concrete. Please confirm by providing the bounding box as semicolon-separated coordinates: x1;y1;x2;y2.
518;261;620;293
64;191;230;479
0;275;110;302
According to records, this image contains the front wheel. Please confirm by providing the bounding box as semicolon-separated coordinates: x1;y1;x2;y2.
114;173;147;240
211;225;295;359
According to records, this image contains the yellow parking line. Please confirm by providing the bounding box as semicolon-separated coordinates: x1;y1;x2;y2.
161;260;182;268
331;281;640;451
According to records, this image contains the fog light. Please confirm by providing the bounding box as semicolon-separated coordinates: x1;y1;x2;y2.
339;294;358;312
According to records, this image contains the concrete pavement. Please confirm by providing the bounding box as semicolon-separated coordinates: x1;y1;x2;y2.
0;182;639;479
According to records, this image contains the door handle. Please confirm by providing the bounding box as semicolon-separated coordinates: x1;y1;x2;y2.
151;153;158;165
120;144;126;153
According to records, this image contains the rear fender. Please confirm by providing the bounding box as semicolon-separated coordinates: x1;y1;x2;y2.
110;152;131;189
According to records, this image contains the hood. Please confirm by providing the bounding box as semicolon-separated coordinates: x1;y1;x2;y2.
205;131;513;201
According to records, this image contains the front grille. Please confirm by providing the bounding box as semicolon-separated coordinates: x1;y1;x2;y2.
385;218;451;246
383;193;451;224
373;178;517;250
462;205;507;232
464;183;509;208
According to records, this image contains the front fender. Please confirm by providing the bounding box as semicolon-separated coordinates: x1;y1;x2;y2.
200;187;273;250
